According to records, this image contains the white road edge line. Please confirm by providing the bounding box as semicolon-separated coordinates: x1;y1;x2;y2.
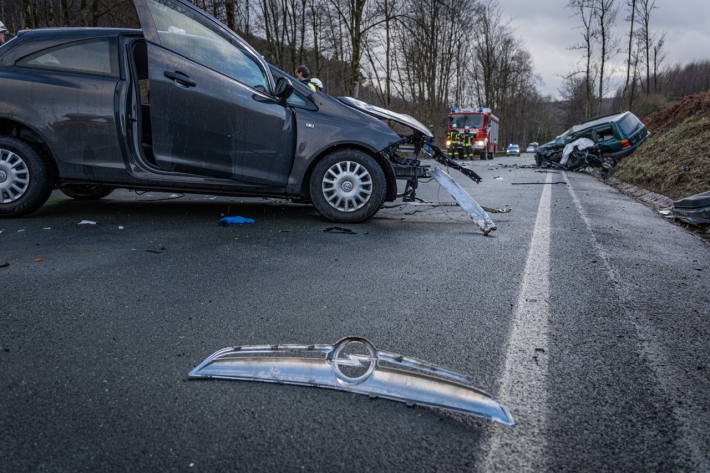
564;172;709;472
483;172;552;472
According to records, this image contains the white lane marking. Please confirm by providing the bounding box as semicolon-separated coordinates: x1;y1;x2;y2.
483;172;552;472
564;172;709;472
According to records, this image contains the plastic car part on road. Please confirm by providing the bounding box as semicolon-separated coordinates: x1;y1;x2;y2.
189;337;514;425
430;168;496;235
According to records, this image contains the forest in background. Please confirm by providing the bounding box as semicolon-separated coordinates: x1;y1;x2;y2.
2;0;708;147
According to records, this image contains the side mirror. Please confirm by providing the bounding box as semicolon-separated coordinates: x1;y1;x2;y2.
274;77;294;100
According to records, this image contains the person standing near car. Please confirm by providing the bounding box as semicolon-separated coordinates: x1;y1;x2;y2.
294;64;317;92
0;22;9;45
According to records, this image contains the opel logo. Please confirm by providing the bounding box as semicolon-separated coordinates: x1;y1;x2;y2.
328;337;378;385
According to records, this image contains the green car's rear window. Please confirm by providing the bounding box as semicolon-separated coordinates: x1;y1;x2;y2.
619;114;642;136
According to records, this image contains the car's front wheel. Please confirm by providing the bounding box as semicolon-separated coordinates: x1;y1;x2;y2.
0;136;53;218
61;184;113;200
309;149;387;223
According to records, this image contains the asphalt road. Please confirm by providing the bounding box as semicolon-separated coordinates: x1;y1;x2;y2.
1;154;708;472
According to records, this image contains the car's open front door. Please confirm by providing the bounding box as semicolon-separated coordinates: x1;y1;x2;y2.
133;0;295;186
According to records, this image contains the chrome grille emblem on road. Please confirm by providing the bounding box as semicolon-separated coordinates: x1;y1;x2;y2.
189;337;514;425
329;337;377;384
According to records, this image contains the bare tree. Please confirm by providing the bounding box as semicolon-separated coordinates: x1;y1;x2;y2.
651;31;665;93
636;0;656;95
568;0;597;119
622;0;636;108
592;0;618;115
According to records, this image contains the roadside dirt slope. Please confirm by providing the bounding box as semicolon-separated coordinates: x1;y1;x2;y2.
613;90;710;200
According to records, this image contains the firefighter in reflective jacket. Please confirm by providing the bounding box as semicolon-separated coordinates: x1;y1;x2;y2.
447;130;455;158
463;128;472;160
448;130;461;159
457;131;465;159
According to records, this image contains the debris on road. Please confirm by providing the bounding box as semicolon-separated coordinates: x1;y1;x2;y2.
78;220;97;225
494;176;504;180
323;226;357;235
483;206;512;214
430;168;496;235
0;262;9;269
34;258;44;262
670;191;710;225
511;181;567;185
189;336;515;425
146;247;167;254
219;216;256;225
385;201;511;214
498;163;537;169
118;226;125;230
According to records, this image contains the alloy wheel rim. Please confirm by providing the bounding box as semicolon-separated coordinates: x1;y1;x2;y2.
322;161;373;212
0;148;30;204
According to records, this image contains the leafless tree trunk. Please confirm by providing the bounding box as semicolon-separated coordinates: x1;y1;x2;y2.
636;0;656;95
652;32;665;93
593;0;618;115
568;0;596;119
623;0;636;108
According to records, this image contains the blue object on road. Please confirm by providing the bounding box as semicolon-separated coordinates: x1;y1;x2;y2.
219;216;256;225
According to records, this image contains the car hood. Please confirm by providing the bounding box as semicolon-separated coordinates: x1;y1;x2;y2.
337;97;434;138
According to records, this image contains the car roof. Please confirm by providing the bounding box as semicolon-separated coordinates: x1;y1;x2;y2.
0;27;141;65
16;27;140;40
570;112;629;133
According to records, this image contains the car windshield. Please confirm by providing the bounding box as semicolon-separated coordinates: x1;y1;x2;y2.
450;113;484;128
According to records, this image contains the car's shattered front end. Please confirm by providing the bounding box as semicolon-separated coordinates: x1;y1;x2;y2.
337;97;496;234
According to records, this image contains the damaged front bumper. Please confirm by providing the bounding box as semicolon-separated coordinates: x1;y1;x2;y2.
190;336;515;425
380;137;496;234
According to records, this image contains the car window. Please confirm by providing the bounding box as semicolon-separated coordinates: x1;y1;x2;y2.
147;0;268;91
450;114;484;128
618;113;642;136
595;126;616;141
18;39;117;77
286;90;318;110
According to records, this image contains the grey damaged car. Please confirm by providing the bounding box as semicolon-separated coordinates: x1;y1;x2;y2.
0;0;480;224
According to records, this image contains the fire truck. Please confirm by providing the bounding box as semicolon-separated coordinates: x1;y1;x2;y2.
446;107;500;160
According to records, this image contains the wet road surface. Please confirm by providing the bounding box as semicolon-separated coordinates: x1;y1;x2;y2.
1;155;708;472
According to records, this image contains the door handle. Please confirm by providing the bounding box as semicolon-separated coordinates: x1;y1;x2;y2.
164;70;196;88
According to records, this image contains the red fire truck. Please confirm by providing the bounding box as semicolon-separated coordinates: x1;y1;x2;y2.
446;107;500;160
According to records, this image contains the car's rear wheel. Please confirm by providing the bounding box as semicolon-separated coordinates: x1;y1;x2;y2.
0;137;53;218
309;149;386;223
61;184;113;200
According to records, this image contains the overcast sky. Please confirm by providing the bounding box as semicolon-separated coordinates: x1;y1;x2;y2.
502;0;710;98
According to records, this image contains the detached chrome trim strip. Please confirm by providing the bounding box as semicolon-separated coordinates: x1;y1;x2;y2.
189;337;514;426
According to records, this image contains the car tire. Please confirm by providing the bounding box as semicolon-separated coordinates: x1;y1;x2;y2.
309;149;387;223
61;184;113;200
0;136;54;218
